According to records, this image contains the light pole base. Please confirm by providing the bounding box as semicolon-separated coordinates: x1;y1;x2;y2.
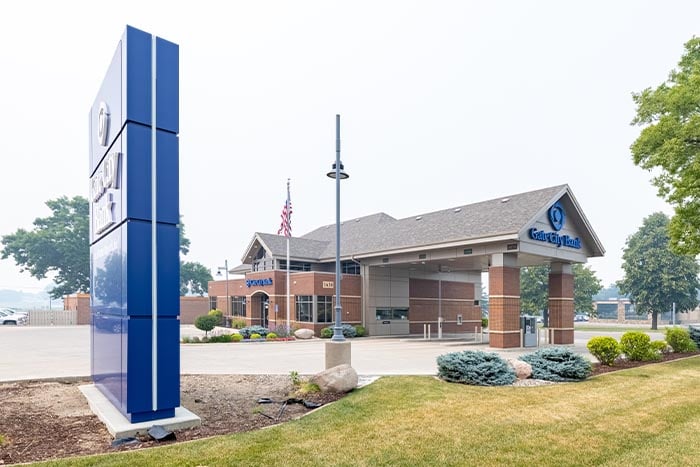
325;341;351;369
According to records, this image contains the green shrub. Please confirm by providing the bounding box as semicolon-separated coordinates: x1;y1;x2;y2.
437;351;516;386
232;318;247;329
250;333;262;340
587;336;621;366
320;327;333;338
620;331;658;361
231;333;243;342
266;332;278;340
239;325;270;339
689;325;700;347
208;309;224;325
354;325;366;337
665;327;698;353
271;324;293;338
320;324;357;338
650;340;670;355
194;315;219;337
519;347;591;381
481;318;489;329
209;334;233;343
191;336;200;343
181;336;192;343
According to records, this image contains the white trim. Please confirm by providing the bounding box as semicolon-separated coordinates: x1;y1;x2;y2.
488;330;521;334
150;35;158;413
488;295;521;299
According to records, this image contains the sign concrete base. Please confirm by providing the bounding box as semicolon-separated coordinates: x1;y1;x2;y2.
325;340;351;369
79;384;200;439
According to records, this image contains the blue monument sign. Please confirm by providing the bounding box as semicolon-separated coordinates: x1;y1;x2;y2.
88;25;180;423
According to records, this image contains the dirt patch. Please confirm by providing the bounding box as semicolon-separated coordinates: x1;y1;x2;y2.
588;351;697;376
0;375;346;465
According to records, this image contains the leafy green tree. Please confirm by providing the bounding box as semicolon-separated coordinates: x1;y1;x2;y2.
180;261;212;296
618;212;700;330
630;37;700;255
2;197;209;298
1;196;89;298
519;266;549;315
519;264;602;316
572;264;603;315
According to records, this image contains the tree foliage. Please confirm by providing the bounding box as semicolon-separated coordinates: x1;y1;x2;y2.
2;197;209;298
519;264;602;315
630;37;700;254
1;196;89;298
617;212;700;329
181;261;213;296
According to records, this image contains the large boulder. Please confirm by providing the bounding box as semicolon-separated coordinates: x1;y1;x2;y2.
507;359;532;380
310;364;358;393
294;328;315;339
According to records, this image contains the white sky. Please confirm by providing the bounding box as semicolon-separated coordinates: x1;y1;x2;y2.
0;0;696;293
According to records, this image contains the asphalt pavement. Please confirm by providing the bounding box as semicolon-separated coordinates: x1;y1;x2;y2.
0;324;670;382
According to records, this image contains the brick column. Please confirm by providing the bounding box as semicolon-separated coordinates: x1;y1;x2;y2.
489;253;521;348
548;262;574;344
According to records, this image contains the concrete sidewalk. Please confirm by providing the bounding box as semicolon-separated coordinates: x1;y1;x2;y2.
0;324;664;382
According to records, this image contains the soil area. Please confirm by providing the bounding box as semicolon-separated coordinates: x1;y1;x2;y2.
0;352;697;465
0;374;346;465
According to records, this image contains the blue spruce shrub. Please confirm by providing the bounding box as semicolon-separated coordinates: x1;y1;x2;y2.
689;325;700;347
519;347;591;382
437;351;516;386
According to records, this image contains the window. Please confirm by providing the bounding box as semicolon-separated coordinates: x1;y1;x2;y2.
375;308;409;320
341;261;360;275
279;260;312;271
231;296;246;317
296;295;313;322
596;303;617;319
209;296;217;311
317;296;333;323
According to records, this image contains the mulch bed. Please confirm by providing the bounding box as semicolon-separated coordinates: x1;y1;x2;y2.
589;351;699;376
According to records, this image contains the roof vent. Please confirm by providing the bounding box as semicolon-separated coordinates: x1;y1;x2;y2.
454;207;461;213
501;198;510;203
415;216;422;221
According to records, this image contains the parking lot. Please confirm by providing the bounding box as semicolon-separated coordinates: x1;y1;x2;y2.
0;324;667;382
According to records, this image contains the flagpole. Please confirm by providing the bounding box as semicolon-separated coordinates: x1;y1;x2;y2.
286;179;291;335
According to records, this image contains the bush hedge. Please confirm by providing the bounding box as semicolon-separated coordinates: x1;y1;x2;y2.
519;347;591;382
620;331;659;361
239;325;270;339
194;315;219;337
665;327;698;353
587;336;621;366
320;324;357;338
437;351;516;386
208;309;224;325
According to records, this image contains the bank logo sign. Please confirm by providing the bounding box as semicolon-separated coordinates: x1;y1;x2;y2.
97;102;110;147
528;201;582;249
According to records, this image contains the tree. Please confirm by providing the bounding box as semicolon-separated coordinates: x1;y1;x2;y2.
618;212;700;330
519;264;602;316
180;261;212;296
572;264;603;315
630;37;700;255
1;196;89;298
2;197;210;298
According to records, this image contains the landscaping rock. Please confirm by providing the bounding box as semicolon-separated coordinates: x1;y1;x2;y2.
294;328;315;339
507;359;532;379
310;363;358;393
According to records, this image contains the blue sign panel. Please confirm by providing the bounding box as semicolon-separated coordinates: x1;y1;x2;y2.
89;25;180;423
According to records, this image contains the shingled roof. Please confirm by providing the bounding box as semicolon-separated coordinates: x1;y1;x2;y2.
240;184;603;264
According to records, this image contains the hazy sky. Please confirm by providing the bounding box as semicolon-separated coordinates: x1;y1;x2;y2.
1;1;697;294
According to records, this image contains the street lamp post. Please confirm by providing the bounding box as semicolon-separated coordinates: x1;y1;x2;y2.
326;114;349;342
216;260;230;318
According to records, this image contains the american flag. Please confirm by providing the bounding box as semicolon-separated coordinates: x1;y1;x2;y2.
277;179;292;237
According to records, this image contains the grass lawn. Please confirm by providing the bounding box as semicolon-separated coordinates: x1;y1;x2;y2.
39;356;700;467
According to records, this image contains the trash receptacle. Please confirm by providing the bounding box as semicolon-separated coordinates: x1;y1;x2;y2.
520;316;537;347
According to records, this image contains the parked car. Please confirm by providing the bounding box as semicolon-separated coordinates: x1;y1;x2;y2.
574;314;589;322
0;308;29;325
